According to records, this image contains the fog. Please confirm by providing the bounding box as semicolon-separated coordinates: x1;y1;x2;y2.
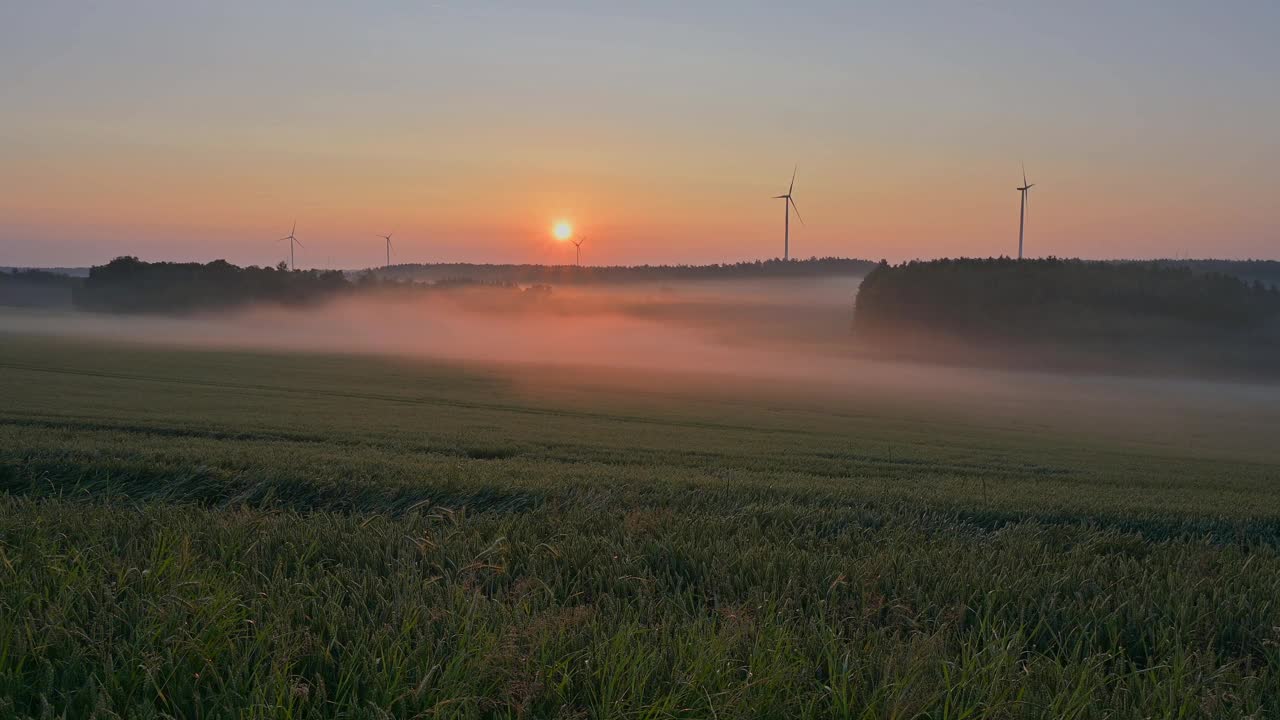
3;277;1279;459
0;278;863;376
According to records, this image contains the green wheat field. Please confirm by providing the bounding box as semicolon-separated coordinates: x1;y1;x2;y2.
2;332;1280;719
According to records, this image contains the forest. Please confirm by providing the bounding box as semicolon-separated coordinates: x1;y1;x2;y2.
853;258;1280;375
1149;259;1280;289
70;258;350;313
0;268;80;308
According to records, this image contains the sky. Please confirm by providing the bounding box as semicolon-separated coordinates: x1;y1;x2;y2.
2;1;1278;268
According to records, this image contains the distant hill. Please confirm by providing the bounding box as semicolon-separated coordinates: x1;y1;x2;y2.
854;258;1280;378
380;258;877;285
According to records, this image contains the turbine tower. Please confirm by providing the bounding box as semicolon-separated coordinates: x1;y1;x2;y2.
377;233;393;268
773;166;804;260
278;221;303;270
571;236;585;267
1017;166;1035;260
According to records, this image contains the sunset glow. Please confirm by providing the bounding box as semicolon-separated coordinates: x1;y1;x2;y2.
553;222;574;242
0;4;1276;268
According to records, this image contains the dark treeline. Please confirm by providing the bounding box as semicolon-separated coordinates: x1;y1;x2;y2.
63;258;557;313
0;269;80;287
1140;259;1280;289
60;257;874;314
854;258;1280;376
381;257;876;285
73;258;349;313
0;269;81;308
0;266;91;278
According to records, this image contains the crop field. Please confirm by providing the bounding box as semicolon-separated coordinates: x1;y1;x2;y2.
2;332;1280;718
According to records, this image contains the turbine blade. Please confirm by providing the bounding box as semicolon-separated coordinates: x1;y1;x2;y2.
1021;162;1027;188
773;194;788;199
788;164;797;195
295;238;304;248
790;197;805;226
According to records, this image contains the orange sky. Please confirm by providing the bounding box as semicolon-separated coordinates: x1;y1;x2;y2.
2;3;1277;267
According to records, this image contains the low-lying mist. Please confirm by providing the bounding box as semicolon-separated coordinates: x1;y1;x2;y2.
3;276;1278;458
2;277;863;375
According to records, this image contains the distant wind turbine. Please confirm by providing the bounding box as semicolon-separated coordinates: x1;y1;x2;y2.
377;233;393;268
773;166;804;260
278;221;303;270
571;236;585;267
1017;165;1035;260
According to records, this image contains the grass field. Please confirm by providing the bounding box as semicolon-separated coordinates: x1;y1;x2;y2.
2;331;1280;718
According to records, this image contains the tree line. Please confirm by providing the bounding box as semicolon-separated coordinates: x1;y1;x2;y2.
849;257;1280;348
61;258;559;313
53;257;877;313
72;258;349;313
382;257;877;285
1143;259;1280;290
0;269;81;308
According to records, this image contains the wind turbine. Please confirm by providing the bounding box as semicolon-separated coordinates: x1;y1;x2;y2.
377;233;393;268
773;166;804;260
1017;166;1035;260
278;221;303;270
571;236;585;266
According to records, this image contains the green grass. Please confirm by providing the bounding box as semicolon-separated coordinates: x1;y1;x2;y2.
2;333;1279;718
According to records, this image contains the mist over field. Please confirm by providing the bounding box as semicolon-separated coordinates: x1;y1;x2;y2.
4;276;1278;461
0;278;857;370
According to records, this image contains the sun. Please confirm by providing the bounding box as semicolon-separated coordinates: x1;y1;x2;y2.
552;221;573;241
